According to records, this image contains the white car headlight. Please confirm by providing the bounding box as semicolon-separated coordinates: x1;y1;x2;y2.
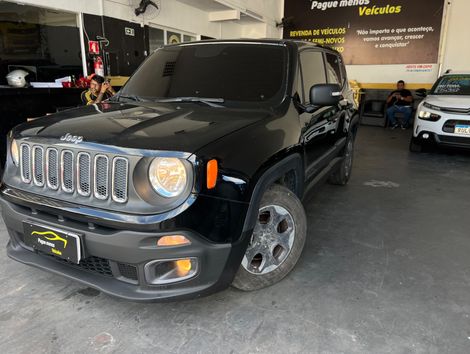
148;157;187;198
10;139;19;166
418;110;431;119
418;110;441;121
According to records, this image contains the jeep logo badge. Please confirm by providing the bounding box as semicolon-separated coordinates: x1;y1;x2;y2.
60;133;83;144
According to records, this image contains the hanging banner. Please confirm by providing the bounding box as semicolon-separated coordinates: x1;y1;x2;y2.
283;0;445;65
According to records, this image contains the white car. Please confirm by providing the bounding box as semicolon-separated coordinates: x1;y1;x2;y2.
410;71;470;152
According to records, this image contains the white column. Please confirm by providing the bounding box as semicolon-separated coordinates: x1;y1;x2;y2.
78;13;88;77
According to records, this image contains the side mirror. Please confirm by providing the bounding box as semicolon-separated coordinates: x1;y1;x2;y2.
415;88;427;97
310;84;342;106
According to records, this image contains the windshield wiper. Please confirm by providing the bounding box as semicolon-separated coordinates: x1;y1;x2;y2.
156;97;225;108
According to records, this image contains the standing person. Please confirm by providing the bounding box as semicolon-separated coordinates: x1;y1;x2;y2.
81;75;116;105
386;80;413;129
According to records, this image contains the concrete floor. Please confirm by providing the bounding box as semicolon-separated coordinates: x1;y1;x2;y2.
1;126;470;353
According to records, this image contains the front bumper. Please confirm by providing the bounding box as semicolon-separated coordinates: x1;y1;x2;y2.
413;130;470;149
413;114;470;148
0;193;241;302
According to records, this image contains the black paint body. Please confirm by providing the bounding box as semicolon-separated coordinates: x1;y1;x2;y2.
1;40;358;301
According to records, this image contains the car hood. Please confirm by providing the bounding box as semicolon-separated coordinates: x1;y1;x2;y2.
13;102;274;154
424;95;470;109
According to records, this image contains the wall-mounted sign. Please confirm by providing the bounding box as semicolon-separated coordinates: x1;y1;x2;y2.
88;40;99;54
283;0;445;65
167;32;181;44
125;27;135;36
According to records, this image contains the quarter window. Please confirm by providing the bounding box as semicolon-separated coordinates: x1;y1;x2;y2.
325;53;343;86
299;51;327;104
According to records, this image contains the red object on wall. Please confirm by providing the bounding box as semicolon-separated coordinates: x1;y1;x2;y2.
94;56;104;77
88;40;100;54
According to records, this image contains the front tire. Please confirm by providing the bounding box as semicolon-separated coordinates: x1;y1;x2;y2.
232;184;307;291
329;134;354;185
409;137;423;152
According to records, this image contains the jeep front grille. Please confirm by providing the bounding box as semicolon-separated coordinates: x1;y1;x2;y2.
19;143;129;203
32;146;44;186
20;144;31;183
112;157;128;203
77;152;91;196
61;150;74;193
46;148;59;189
94;154;109;200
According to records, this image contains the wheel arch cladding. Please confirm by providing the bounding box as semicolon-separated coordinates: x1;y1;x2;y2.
350;112;360;136
242;153;304;234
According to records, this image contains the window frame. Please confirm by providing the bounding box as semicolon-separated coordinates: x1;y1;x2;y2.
297;48;328;105
324;51;346;88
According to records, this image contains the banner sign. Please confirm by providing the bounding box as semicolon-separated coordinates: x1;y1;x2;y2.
283;0;445;65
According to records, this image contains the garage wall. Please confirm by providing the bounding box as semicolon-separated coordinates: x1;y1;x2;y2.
10;0;101;15
340;0;470;87
346;0;468;87
14;0;219;38
440;0;470;72
103;0;220;38
345;65;441;88
219;0;283;25
14;0;283;39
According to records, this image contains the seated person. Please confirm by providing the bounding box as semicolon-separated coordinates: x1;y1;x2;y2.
81;74;116;105
386;80;413;129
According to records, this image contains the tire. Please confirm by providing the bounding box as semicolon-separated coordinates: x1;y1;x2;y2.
328;134;354;185
409;137;423;152
232;184;307;291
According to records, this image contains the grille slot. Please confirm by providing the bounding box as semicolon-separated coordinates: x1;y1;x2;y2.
18;142;129;204
32;146;44;186
94;155;109;200
20;144;31;183
78;256;113;277
117;262;138;281
438;135;470;145
46;148;59;190
42;252;113;277
61;150;74;193
77;152;91;196
112;157;129;203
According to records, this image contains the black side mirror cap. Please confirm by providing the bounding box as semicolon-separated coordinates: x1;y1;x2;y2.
415;88;427;97
310;84;342;106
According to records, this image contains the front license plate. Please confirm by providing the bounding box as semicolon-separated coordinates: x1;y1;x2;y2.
454;125;470;136
23;223;82;264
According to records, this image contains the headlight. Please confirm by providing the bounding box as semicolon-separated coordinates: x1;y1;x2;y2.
418;110;441;121
418;110;431;119
148;157;187;197
10;139;19;166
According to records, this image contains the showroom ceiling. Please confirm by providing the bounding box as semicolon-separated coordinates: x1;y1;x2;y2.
176;0;265;24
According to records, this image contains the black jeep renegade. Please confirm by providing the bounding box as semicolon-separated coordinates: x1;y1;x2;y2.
1;40;359;301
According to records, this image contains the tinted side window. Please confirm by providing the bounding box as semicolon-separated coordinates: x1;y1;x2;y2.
325;53;342;86
300;51;326;103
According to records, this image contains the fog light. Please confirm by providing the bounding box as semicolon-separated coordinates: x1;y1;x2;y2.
157;235;190;247
176;259;192;277
422;133;430;139
144;258;198;285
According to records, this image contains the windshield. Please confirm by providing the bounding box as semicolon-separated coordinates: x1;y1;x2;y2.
431;75;470;95
120;43;288;106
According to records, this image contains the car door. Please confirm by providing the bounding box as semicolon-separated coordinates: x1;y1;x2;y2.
297;50;342;180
